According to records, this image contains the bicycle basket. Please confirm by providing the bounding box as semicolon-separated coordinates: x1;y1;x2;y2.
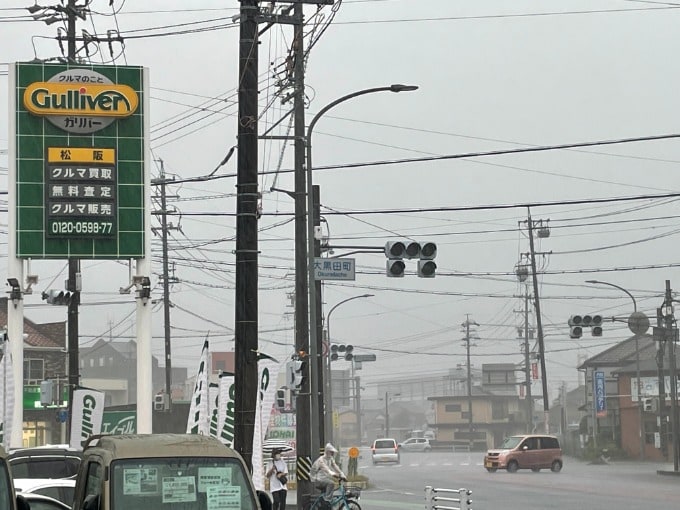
344;484;362;499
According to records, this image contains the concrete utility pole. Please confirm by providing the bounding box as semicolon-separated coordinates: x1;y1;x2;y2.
152;160;178;409
655;308;668;457
664;280;679;472
290;2;314;502
522;290;533;433
66;0;81;443
526;208;550;434
235;0;260;470
461;315;477;449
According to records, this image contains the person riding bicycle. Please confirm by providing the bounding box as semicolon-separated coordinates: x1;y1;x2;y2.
310;443;346;502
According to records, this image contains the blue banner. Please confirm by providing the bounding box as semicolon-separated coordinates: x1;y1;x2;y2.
594;371;607;418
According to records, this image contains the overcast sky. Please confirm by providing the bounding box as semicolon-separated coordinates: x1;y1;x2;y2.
1;0;680;401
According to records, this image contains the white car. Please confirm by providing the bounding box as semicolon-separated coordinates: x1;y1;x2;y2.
398;437;432;452
13;479;75;507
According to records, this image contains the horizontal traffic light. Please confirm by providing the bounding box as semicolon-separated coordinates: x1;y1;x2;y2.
568;314;604;337
330;344;353;361
41;289;72;306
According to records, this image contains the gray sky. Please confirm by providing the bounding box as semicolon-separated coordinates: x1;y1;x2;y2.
1;0;680;401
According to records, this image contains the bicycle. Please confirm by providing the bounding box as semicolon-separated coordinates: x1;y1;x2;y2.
302;479;362;510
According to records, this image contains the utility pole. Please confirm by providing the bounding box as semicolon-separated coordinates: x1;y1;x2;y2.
526;208;550;434
313;184;324;449
235;0;260;470
664;280;679;471
656;307;668;457
152;160;178;409
66;0;80;442
522;290;533;433
462;315;477;450
290;1;314;502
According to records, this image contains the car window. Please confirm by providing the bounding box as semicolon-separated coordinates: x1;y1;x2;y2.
10;458;80;479
374;440;396;449
541;437;559;449
33;487;75;507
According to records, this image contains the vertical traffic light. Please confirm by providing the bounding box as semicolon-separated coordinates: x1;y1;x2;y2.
568;315;583;338
418;242;437;278
385;241;406;277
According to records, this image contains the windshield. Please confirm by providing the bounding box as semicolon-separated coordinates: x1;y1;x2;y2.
111;457;257;510
498;436;523;450
0;462;12;510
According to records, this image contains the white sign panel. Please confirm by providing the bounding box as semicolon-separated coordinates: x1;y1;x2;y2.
631;376;680;402
314;258;355;280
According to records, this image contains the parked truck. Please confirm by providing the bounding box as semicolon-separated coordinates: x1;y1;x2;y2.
71;434;270;510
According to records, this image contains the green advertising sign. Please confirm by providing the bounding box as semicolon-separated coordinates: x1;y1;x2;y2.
23;385;68;410
13;62;146;259
101;411;136;434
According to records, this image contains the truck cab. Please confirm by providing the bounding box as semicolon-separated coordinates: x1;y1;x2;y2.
72;434;265;510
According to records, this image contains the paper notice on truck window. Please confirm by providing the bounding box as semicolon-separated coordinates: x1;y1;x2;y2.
162;476;197;503
198;467;232;492
207;486;240;510
123;468;159;495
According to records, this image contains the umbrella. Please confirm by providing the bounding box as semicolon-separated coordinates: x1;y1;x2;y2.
262;439;294;456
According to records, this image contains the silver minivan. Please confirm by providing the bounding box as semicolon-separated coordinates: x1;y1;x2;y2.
371;438;400;464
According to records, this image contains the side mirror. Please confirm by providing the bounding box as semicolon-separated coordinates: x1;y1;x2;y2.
16;495;30;510
83;494;101;510
522;445;529;451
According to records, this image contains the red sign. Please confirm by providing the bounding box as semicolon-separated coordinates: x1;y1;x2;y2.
531;362;539;380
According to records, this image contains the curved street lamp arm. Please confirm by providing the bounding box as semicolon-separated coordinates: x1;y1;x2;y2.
585;280;637;312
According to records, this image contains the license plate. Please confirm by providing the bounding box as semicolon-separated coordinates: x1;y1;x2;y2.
485;461;493;467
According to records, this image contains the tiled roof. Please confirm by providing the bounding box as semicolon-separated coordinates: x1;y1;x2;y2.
578;334;656;369
0;297;65;348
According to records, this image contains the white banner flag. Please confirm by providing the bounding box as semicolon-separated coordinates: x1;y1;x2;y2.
216;372;235;447
0;345;15;450
187;339;210;435
252;357;282;491
69;388;105;449
208;383;219;437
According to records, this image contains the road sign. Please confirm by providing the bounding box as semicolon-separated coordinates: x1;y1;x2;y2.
313;258;355;280
594;371;607;418
353;354;377;362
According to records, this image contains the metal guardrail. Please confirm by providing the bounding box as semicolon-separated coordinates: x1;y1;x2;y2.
425;486;472;510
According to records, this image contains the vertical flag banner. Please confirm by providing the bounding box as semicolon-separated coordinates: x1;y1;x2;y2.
0;346;15;449
208;383;219;438
69;389;105;449
216;372;236;447
252;357;282;491
594;371;607;418
187;340;210;435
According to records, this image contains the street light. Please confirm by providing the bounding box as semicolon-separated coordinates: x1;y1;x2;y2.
585;279;644;460
382;391;401;437
325;294;374;444
306;84;418;455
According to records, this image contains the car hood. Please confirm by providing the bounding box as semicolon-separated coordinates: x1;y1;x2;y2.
486;448;511;455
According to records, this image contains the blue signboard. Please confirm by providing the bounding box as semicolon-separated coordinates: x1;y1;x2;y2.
594;371;607;418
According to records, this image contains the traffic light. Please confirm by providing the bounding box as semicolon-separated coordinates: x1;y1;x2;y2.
404;241;421;259
642;397;653;412
287;355;307;391
154;394;166;411
330;344;353;361
417;242;437;278
276;389;286;410
41;289;72;305
568;315;583;339
385;241;406;277
591;315;603;336
40;380;54;406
